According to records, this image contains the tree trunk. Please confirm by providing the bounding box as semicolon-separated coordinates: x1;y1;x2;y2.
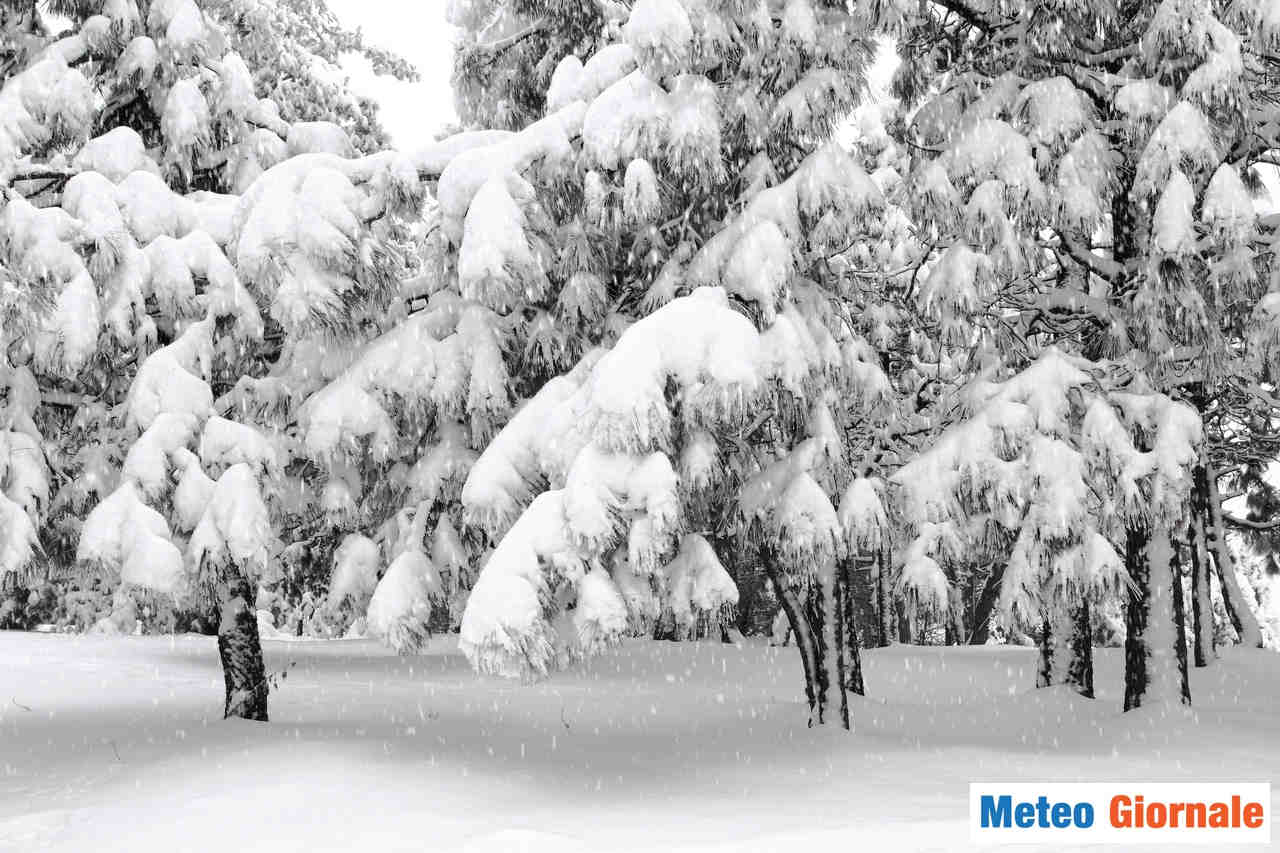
1036;616;1055;689
944;584;966;645
897;599;913;644
730;544;774;636
218;573;269;722
1066;600;1094;698
969;563;1003;644
839;558;865;696
766;560;822;724
1124;524;1190;711
762;546;856;728
804;575;834;723
1201;460;1264;648
831;566;851;730
1188;468;1215;667
1036;602;1093;697
873;543;893;647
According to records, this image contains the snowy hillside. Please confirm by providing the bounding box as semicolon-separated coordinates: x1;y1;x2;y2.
2;632;1277;853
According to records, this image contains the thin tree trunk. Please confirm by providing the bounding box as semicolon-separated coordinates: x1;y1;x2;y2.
1124;525;1148;710
1170;541;1191;694
218;573;269;721
969;563;1003;644
1036;603;1091;696
774;580;820;722
840;558;865;697
897;599;913;644
1124;523;1191;710
1037;615;1055;689
876;542;894;647
1067;600;1094;698
1202;460;1264;648
832;566;851;730
1188;473;1215;667
805;578;834;723
761;546;827;725
945;584;965;645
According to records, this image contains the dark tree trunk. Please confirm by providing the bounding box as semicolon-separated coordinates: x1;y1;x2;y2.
944;584;965;645
1188;470;1215;667
1067;601;1094;698
762;546;860;728
218;574;269;722
1036;602;1092;696
897;601;912;644
1036;616;1054;689
969;563;1003;644
832;567;851;730
731;552;776;636
1188;536;1212;668
766;557;821;723
875;542;894;647
1170;543;1191;694
839;558;865;696
1123;525;1149;711
1124;524;1191;711
848;555;877;644
803;580;832;721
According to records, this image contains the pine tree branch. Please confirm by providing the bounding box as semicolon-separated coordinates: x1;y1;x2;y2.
1048;232;1123;283
1034;42;1140;71
1028;289;1116;328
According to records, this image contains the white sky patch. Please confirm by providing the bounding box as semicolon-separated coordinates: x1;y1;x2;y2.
326;0;458;148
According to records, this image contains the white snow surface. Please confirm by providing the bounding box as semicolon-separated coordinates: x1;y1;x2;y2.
0;634;1276;852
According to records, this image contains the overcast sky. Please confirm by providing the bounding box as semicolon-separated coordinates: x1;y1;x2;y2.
326;0;458;149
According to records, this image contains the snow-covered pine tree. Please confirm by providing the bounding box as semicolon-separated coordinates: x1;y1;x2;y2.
279;0;896;663
448;0;610;131
894;349;1203;701
872;0;1280;706
0;0;422;717
828;96;955;648
431;0;900;727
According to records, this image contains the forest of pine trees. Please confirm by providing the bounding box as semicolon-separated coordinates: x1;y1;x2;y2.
0;0;1278;727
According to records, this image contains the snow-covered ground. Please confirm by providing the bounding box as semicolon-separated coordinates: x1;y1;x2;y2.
1;634;1276;853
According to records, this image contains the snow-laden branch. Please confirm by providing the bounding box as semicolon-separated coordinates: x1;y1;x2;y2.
1050;232;1124;283
3;164;78;186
